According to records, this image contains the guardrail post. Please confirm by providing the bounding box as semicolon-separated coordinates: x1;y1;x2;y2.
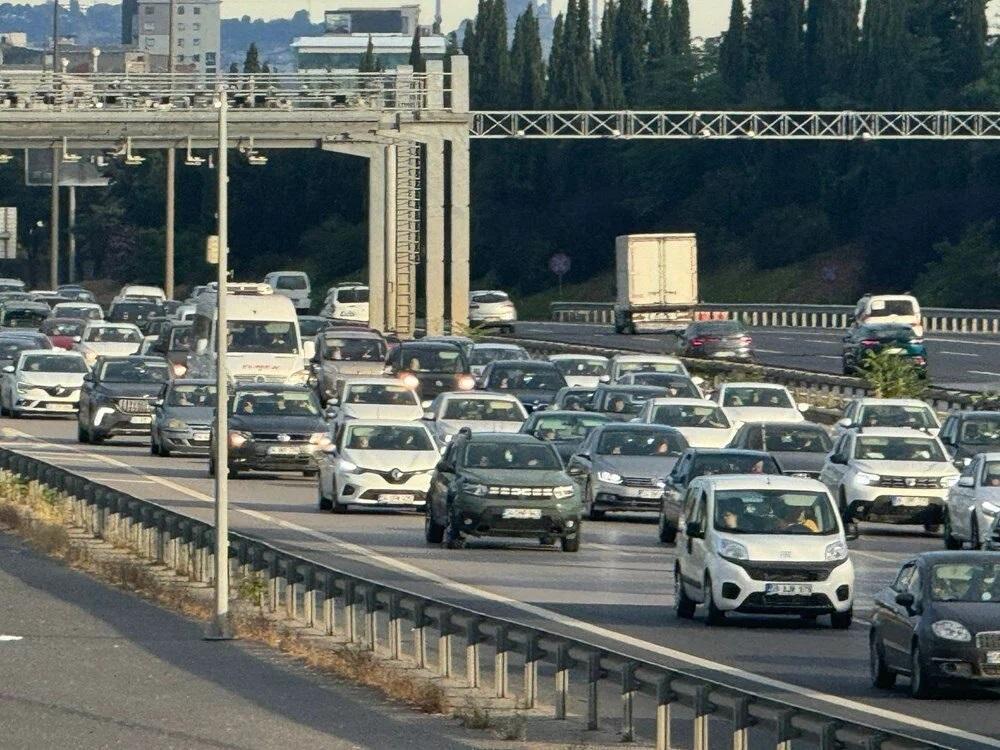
554;643;571;719
692;686;710;750
523;633;543;709
732;695;753;750
621;661;638;742
465;618;482;688
302;566;316;627
775;710;800;750
285;562;298;621
587;652;601;731
818;721;841;750
494;626;510;698
388;593;403;660
655;676;675;750
438;609;453;678
267;554;280;612
365;586;378;652
322;573;337;636
412;601;429;669
343;580;356;644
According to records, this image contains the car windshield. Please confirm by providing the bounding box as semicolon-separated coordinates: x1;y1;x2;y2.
400;347;463;373
86;326;141;344
109;302;159;322
981;461;1000;486
558;389;597;411
747;426;832;453
871;299;915;317
961;418;1000;446
854;437;945;461
690;454;781;478
322;337;385;362
227;321;298;354
552;359;607;377
472;292;509;303
530;413;608;440
169;326;193;350
4;309;48;327
722;387;793;409
100;361;169;383
40;320;83;337
20;354;87;373
56;306;100;320
860;325;915;341
627;373;699;396
714;489;838;535
618;360;683;375
858;405;937;429
0;339;34;361
599;390;658;415
344;384;416;406
276;275;307;291
167;384;217;407
930;562;1000;603
344;425;432;451
233;390;320;416
442;398;523;421
488;366;564;391
597;428;686;456
652;404;730;428
336;287;369;303
470;347;528;366
464;442;562;470
298;319;327;337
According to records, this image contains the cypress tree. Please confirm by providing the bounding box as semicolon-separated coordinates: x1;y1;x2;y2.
567;0;596;108
719;0;749;103
804;0;861;105
409;26;425;72
747;0;804;105
243;42;262;74
510;5;545;108
471;0;511;108
857;0;919;107
647;0;671;61
359;35;380;72
594;0;626;107
613;0;647;103
942;0;987;91
668;0;692;58
546;13;566;105
461;20;476;58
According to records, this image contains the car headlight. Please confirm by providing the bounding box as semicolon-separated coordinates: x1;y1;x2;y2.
717;538;749;560
338;459;359;473
457;374;476;391
442;433;454;443
982;501;1000;516
931;620;972;642
288;369;310;385
16;382;32;393
553;485;575;499
228;431;250;448
309;432;332;449
597;470;623;484
166;418;188;431
939;475;959;488
465;483;488;497
400;373;420;390
824;541;848;561
854;471;880;486
172;363;188;377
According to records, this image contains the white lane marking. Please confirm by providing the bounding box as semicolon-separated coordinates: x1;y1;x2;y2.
940;351;980;358
753;348;782;354
928;336;1000;347
817;355;841;360
88;476;155;484
805;339;834;345
5;430;996;747
851;549;905;564
970;371;1000;378
0;635;23;642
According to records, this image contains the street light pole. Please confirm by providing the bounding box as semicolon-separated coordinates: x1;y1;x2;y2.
51;0;59;74
165;0;176;299
207;83;232;640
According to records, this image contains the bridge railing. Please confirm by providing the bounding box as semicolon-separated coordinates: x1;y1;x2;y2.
0;71;452;112
0;446;948;750
550;301;1000;335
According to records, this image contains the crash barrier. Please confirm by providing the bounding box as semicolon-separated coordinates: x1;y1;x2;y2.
550;302;1000;335
491;335;979;415
0;447;947;750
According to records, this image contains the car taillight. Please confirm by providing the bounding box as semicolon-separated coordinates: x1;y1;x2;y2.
690;338;705;347
861;339;879;347
739;336;752;345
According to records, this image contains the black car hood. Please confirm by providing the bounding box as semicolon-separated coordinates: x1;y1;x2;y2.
96;383;165;399
229;414;328;434
510;389;557;408
929;601;1000;633
770;451;827;474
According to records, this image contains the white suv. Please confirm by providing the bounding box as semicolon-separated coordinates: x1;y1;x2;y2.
819;427;958;530
322;283;369;323
264;272;311;313
833;397;940;438
468;290;517;332
674;474;854;628
714;382;808;424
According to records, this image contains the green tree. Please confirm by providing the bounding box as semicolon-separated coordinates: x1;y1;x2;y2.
719;0;749;102
510;6;545;109
613;0;647;103
243;42;262;74
358;35;379;73
409;25;424;71
859;349;926;398
804;0;860;106
470;0;511;107
228;62;239;74
914;222;1000;308
857;0;920;107
747;0;804;105
594;0;626;107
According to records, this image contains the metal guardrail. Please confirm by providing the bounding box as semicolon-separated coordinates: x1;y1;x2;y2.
550;302;1000;335
0;447;950;750
0;71;450;112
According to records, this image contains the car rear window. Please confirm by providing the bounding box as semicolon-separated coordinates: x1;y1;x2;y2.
276;275;308;291
472;292;509;304
870;299;915;316
337;287;369;303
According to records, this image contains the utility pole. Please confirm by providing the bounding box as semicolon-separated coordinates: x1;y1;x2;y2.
207;83;232;641
165;0;176;299
51;0;59;74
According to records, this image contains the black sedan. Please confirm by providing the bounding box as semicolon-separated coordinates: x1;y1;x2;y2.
870;552;1000;698
679;320;754;360
77;356;170;444
520;409;611;463
212;385;331;479
590;384;668;421
477;360;567;413
385;341;475;405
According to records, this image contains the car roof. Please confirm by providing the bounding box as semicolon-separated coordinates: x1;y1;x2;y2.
441;391;519;400
593;422;681;432
231;384;313;393
471;342;525;350
737;421;826;430
847;427;937;438
683;448;772;457
612;354;682;362
54;301;100;308
596;384;667;394
854;398;930;407
548;353;608;361
647;397;718;406
401;340;464;349
97;355;166;364
695;474;828;491
720;382;789;390
955;411;1000;418
487;359;557;368
528;409;608;419
465;432;543;444
970;452;1000;460
19;348;80;357
914;550;999;565
342;420;431;430
470;289;507;295
322;329;383;340
85;321;140;329
42;317;84;324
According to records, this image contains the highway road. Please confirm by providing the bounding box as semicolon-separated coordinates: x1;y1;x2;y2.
510;322;1000;392
2;416;998;748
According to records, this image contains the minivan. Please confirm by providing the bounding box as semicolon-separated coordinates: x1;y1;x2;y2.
674;474;855;628
264;272;312;313
852;294;923;337
322;283;369;324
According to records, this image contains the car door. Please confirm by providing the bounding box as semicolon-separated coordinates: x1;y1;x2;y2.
662;453;690;522
939;415;958;459
883;562;921;669
79;368;96;423
677;485;709;601
820;433;849;491
567;431;595;491
949;456;979;541
429;440;459;525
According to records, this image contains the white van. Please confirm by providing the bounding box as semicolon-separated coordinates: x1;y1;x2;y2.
264;271;311;313
117;285;166;303
674;474;855;628
852;294;923;337
188;283;314;386
322;283;370;323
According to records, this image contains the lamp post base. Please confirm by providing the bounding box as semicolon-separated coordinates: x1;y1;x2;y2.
203;614;237;641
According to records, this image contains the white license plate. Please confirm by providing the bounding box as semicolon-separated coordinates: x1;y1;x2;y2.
268;446;299;456
130;416;152;424
379;493;413;504
885;347;905;355
891;496;931;507
765;583;813;596
639;489;663;499
47;403;74;412
193;432;210;442
986;651;1000;665
502;508;542;520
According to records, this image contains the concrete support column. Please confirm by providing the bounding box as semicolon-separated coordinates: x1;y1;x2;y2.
383;145;398;332
367;147;386;332
424;137;446;335
165;147;176;299
449;134;470;330
49;145;60;289
67;185;76;283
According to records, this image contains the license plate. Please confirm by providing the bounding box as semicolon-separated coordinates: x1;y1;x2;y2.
502;508;542;520
987;652;1000;665
47;403;74;412
891;496;930;507
267;446;299;456
193;432;210;442
130;416;152;424
885;347;904;355
379;493;413;504
765;583;813;596
639;489;663;499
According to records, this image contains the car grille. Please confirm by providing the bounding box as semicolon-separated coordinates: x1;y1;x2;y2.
117;398;153;414
728;559;841;582
233;375;286;385
486;486;554;499
741;592;831;609
361;468;428;484
622;476;661;488
976;631;1000;649
875;476;939;489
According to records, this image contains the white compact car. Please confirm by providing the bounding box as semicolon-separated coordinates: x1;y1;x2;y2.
674;474;855;628
264;271;312;313
328;378;423;423
422;391;527;444
52;302;103;321
468;290;517;332
819;427;959;529
834;397;940;438
637;397;737;448
0;349;89;416
468;343;531;377
715;383;808;424
75;322;144;366
944;453;1000;549
321;283;369;323
548;354;609;387
852;294;923;337
318;421;440;512
608;354;688;382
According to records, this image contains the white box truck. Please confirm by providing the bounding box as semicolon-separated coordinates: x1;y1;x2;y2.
613;233;699;334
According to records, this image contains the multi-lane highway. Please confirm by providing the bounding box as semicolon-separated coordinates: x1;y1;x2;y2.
510;322;1000;392
4;416;998;748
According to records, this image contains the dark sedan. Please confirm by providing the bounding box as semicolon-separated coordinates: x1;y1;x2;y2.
385;341;475;406
520;410;611;463
0;333;53;370
615;371;704;398
108;299;163;333
550;386;598;411
680;320;754;360
151;379;217;457
478;360;567;413
590;384;668;421
939;411;1000;468
871;552;1000;697
842;323;927;376
212;385;331;479
77;356;170;444
727;421;833;479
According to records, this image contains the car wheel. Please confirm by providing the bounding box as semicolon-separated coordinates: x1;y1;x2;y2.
317;480;333;512
923;522;941;534
424;506;445;544
586;483;605;521
77;420;90;444
227;465;239;480
444;511;465;550
704;576;726;626
674;567;695;619
330;481;348;514
970;516;982;550
539;535;556;546
150;436;159;456
658;513;677;544
870;631;897;689
943;513;963;550
560;533;580;552
910;643;936;699
160;443;171;458
89;427;104;445
8;405;19;419
831;608;853;630
208;457;215;477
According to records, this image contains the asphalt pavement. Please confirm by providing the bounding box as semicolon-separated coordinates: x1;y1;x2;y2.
1;417;997;749
510;322;1000;392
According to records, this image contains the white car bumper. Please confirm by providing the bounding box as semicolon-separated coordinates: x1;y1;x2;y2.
846;482;950;524
708;555;855;614
334;468;433;508
12;389;81;414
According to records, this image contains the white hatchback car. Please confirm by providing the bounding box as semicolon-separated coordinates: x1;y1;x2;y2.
944;453;1000;549
264;271;312;313
833;397;940;438
674;474;855;628
329;378;423;423
52;302;104;321
548;354;609;387
321;283;369;323
609;354;688;382
636;397;737;448
318;421;440;512
422;391;527;445
75;322;144;366
714;383;808;424
468;290;517;332
0;349;89;416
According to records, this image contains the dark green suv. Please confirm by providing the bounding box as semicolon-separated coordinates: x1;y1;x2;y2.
425;431;583;552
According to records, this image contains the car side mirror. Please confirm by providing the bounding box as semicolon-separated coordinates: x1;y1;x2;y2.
895;592;915;610
422;410;435;420
383;365;394;375
153;398;164;408
599;375;610;383
830;454;846;465
82;373;93;382
685;521;704;539
566;464;586;477
691;376;705;386
844;522;860;541
72;335;81;343
837;418;852;428
302;340;316;361
2;365;13;374
324;405;339;419
958;475;975;488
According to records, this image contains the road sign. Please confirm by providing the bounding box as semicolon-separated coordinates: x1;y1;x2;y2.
0;207;16;259
206;235;220;265
549;253;571;276
24;149;111;187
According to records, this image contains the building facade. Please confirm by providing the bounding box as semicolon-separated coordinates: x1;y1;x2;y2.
122;0;221;75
